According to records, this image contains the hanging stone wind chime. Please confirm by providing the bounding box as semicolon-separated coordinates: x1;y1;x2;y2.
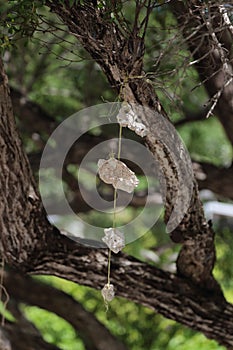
97;108;141;307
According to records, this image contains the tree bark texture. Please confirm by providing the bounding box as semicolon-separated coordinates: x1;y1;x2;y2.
1;1;233;348
170;0;233;147
1;269;128;350
46;0;218;289
0;56;232;348
0;59;52;268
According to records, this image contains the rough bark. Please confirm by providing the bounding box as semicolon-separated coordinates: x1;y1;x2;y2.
170;0;233;147
2;322;61;350
1;299;61;350
2;270;128;350
1;2;233;349
0;59;52;268
46;0;218;288
26;231;233;348
12;85;233;201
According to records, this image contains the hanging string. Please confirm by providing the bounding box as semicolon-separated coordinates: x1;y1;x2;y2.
113;124;123;229
107;124;123;288
100;100;139;308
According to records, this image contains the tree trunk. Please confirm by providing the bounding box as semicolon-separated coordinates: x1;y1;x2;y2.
1;2;233;348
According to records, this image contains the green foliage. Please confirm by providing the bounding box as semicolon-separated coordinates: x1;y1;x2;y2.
2;1;233;349
23;306;84;350
179;118;232;166
214;226;233;303
31;275;226;350
30;224;232;350
0;0;46;52
0;302;15;323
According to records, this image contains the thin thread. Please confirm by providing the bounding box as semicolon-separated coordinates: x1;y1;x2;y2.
117;124;123;160
113;188;118;229
107;248;111;286
107;124;123;287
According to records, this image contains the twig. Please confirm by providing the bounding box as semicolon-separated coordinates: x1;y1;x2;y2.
205;76;233;118
219;4;233;37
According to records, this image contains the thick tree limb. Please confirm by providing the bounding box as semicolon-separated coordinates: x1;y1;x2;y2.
12;85;233;203
24;230;232;348
45;0;218;288
170;0;233;148
2;270;128;350
194;162;233;199
1;299;61;350
1;5;233;349
2;235;233;347
0;328;11;350
1;321;61;350
0;72;232;347
0;59;50;264
174;108;210;127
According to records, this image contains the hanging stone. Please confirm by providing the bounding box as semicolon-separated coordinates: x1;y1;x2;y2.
101;283;115;302
134;121;147;137
117;107;135;127
97;158;139;193
117;104;148;137
102;227;125;253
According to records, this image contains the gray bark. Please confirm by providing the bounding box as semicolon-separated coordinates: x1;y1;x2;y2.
1;1;233;348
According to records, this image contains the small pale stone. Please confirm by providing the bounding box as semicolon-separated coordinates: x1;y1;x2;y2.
116;177;138;193
102;227;125;253
117;110;134;127
97;159;105;168
97;158;139;193
117;104;148;137
101;283;115;302
134;122;148;137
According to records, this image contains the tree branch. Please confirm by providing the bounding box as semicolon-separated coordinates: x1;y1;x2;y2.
23;230;233;348
1;299;61;350
0;58;50;263
45;0;219;288
2;269;128;350
170;0;233;148
1;321;62;350
174;108;209;127
194;162;233;199
11;87;233;203
1;5;233;348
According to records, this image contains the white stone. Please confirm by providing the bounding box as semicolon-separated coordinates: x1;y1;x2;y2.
117;109;134;127
97;158;139;193
116;177;137;193
102;227;125;253
101;283;115;302
134;122;148;137
117;104;148;137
